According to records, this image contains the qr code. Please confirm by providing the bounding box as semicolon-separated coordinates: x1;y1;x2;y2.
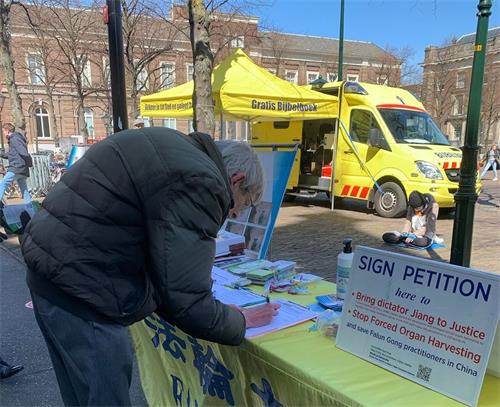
417;364;432;382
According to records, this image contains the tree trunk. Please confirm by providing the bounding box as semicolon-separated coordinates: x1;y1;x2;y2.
77;97;89;144
0;0;25;128
46;92;59;145
188;0;215;135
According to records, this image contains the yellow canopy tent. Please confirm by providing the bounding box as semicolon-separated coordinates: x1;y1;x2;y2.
140;49;338;121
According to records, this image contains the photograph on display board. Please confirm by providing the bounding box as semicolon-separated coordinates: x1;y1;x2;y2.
244;226;266;254
248;202;272;226
232;207;251;223
225;221;246;235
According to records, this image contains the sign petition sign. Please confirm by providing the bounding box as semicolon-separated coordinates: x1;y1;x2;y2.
336;246;499;407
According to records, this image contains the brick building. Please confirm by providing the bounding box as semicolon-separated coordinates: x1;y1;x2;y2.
0;4;398;151
422;27;500;147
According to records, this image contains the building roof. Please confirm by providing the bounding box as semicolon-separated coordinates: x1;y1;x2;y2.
457;26;500;44
259;31;393;61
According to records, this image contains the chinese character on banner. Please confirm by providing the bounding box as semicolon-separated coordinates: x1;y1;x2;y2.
144;316;187;362
188;337;235;406
251;378;283;407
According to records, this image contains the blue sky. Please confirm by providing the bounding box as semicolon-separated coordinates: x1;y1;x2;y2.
256;0;499;68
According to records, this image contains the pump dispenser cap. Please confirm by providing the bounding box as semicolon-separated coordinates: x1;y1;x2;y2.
343;238;353;254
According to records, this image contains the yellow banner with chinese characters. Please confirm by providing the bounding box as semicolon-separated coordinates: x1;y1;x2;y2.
129;281;499;407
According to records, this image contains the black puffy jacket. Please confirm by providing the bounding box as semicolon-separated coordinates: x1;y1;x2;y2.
22;128;246;345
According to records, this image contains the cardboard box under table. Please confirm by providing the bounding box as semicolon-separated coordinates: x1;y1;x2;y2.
129;280;499;406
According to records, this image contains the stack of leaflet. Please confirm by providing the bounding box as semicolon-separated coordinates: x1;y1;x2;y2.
230;260;297;285
215;230;246;258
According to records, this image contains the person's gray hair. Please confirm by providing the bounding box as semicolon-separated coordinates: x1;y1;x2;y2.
215;140;264;203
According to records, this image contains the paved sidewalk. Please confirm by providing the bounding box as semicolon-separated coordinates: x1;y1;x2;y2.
0;180;497;406
269;180;499;281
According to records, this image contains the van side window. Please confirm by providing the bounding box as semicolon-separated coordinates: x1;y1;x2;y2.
273;121;290;129
350;109;382;144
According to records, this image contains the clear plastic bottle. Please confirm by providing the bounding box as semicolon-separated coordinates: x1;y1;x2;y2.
336;238;353;299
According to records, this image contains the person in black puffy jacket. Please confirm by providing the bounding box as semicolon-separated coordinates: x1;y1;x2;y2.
21;127;279;406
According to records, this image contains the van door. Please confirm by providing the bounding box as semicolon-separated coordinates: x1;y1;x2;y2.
337;108;386;200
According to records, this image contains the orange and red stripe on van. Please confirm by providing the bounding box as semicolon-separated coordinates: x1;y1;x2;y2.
341;185;370;199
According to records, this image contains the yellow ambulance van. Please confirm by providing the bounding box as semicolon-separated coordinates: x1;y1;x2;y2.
252;81;473;217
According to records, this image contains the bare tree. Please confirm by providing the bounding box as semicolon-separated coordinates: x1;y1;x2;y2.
188;0;214;134
0;0;25;128
38;0;103;144
422;44;456;131
19;2;67;144
259;30;288;78
122;0;177;122
481;56;500;146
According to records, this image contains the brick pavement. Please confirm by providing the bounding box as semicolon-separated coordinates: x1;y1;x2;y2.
2;181;498;280
268;180;499;281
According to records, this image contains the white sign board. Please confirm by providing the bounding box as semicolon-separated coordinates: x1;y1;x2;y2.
336;246;500;407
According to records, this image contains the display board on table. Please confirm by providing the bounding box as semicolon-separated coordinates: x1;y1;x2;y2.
336;246;500;407
222;150;296;259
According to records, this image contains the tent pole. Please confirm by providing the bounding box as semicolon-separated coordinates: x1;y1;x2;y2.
220;113;225;140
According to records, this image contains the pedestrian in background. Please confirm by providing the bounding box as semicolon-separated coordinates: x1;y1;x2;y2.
383;190;440;248
21;128;279;406
132;118;145;129
480;143;499;181
0;123;32;206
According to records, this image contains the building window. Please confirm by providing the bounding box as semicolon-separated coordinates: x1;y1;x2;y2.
327;73;337;82
456;72;466;89
454;95;464;115
349;109;382;144
160;62;175;89
230;35;244;48
84;108;94;138
163;118;176;129
28;54;45;85
187;64;194;81
35;107;51;139
226;121;237;140
285;70;298;84
377;75;388;85
347;74;359;82
307;71;319;84
136;61;148;91
453;123;462;139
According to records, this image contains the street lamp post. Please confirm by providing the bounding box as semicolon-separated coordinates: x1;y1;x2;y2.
338;0;345;81
105;0;128;133
450;0;492;267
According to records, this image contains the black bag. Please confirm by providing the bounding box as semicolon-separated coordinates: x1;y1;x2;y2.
24;154;33;168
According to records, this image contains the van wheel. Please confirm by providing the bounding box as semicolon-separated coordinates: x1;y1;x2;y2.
374;182;406;218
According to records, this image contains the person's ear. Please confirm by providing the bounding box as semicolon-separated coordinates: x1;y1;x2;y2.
230;172;246;186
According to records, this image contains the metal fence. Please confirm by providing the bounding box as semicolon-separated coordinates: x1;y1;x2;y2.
27;153;52;197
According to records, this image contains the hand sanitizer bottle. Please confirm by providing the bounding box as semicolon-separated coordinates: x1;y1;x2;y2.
336;238;353;299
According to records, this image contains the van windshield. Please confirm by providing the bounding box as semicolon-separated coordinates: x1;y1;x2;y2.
379;108;450;145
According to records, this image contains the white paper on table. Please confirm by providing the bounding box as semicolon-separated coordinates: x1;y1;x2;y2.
245;299;318;338
212;283;266;307
211;266;242;286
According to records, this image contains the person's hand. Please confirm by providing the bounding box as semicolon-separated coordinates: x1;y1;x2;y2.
404;237;413;244
236;303;280;328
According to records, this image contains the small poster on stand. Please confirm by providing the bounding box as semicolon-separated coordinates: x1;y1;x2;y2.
222;150;296;259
